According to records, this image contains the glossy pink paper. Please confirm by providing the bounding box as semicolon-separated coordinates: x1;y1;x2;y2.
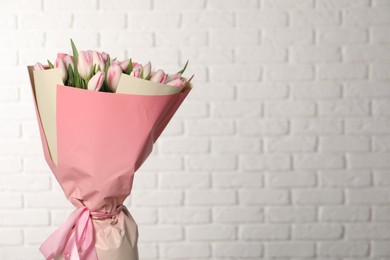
28;67;191;259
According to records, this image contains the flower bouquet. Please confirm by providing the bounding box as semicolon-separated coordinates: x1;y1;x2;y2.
27;40;192;260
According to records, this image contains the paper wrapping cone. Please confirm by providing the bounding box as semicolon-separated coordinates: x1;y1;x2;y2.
27;66;191;259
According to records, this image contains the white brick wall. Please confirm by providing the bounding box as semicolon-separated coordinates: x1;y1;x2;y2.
0;0;389;259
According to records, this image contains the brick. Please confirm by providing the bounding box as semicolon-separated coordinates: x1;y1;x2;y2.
241;154;291;170
290;11;340;26
265;171;316;187
236;46;287;62
293;188;344;205
182;48;233;64
345;45;390;61
319;136;370;151
155;30;208;47
46;31;99;48
128;12;180;29
292;224;342;239
318;100;370;116
239;119;289;135
372;241;390;257
187;225;236;240
182;11;233;28
138;226;183;242
373;206;390;221
347;153;390;168
161;243;210;258
0;50;18;66
132;171;156;189
344;81;390;97
265;100;316;116
238;83;288;99
74;13;125;29
0;246;42;260
267;206;317;223
0;228;23;245
100;31;153;48
316;0;370;8
0;87;19;102
319;170;371;187
317;64;367;79
239;189;289;205
0;140;41;156
262;28;314;44
187;155;237;170
187;190;236;205
189;83;235;101
140;155;182;171
0;158;22;174
0;210;49;226
159;137;209;154
240;224;289;240
347;188;390;204
159;172;210;188
373;136;390;150
19;13;72;29
213;242;262;258
373;100;390;115
24;227;55;245
212;137;261;154
290;45;341;62
212;172;262;188
294;154;344;169
24;192;70;208
374;171;390;185
3;0;41;11
44;0;96;11
317;28;368;43
51;209;74;225
320;206;370;222
211;101;262;118
263;0;314;9
0;193;22;208
128;208;157;224
237;11;288;27
290;82;342;98
208;0;258;9
213;207;264;223
346;223;390;239
159;208;210;224
346;118;390;134
0;175;50;191
266;242;315;257
344;9;390;25
371;26;390;42
138;244;157;259
210;65;262;81
319;241;369;256
100;0;151;10
0;15;16;29
187;119;235;136
210;29;259;46
131;190;183;206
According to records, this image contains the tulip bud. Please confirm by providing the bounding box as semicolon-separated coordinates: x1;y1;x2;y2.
142;62;151;79
92;51;105;72
120;59;130;71
55;58;67;82
64;55;74;70
78;51;93;80
101;52;109;63
150;69;167;84
166;78;186;87
130;64;143;78
165;73;181;83
34;62;45;70
107;64;123;92
87;71;105;91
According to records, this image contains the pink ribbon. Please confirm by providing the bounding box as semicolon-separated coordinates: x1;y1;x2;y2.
40;206;123;260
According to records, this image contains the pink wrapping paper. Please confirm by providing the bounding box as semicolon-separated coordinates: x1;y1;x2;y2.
27;66;191;259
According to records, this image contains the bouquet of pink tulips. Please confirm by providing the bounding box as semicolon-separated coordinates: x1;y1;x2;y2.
28;40;192;260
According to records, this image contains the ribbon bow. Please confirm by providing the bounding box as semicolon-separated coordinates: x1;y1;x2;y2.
40;206;123;260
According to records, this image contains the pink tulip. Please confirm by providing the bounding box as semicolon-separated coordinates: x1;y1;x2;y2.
92;51;105;72
150;69;166;84
130;64;143;78
120;59;130;71
64;55;74;70
87;71;105;91
107;64;123;92
101;52;109;63
34;62;45;70
142;62;151;79
55;58;67;82
166;78;186;87
78;51;93;80
165;73;181;83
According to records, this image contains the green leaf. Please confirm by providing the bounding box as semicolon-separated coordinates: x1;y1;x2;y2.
47;59;54;69
125;58;133;75
70;39;80;88
177;60;189;75
67;64;74;86
103;58;111;91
